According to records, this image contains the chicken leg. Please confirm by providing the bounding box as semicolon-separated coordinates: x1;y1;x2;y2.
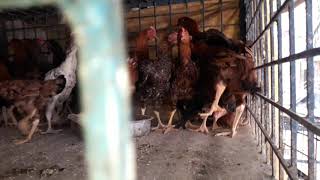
42;97;62;134
141;106;146;115
7;106;18;126
199;81;226;117
2;106;8;126
151;110;166;131
211;108;227;131
189;115;209;134
15;119;40;145
214;104;245;137
14;109;38;145
163;109;178;134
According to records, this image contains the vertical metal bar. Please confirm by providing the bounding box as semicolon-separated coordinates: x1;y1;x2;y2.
258;3;265;156
138;0;141;32
22;21;26;39
45;13;48;40
263;0;270;165
200;0;205;31
288;0;297;174
11;20;15;38
306;0;315;178
168;0;172;31
0;19;8;57
185;0;189;16
276;0;283;178
219;0;223;32
269;0;275;177
34;18;37;39
153;0;157;57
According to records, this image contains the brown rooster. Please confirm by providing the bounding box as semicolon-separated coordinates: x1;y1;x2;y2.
174;17;259;136
195;45;258;136
0;75;66;144
163;27;199;134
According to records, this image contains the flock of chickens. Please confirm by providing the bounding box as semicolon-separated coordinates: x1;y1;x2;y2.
0;38;70;144
0;16;259;145
128;17;260;137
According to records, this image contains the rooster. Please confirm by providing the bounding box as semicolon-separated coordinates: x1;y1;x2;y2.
162;27;199;134
174;17;259;136
177;17;243;54
194;45;258;136
0;75;66;144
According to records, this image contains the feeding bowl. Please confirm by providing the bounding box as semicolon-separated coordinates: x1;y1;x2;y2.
131;115;153;137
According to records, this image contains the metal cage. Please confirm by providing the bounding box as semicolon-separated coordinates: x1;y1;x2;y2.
245;0;320;179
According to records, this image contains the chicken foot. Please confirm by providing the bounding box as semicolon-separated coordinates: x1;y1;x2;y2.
163;109;178;134
214;104;245;137
199;81;226;117
211;108;227;131
189;116;209;134
7;106;18;127
151;110;166;131
2;106;8;126
141;106;147;115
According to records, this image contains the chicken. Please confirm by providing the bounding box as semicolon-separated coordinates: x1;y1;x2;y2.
195;45;259;136
0;75;66;144
163;27;199;134
173;17;259;136
44;42;77;134
127;57;139;94
134;28;176;130
7;39;30;78
128;27;157;111
177;17;242;54
7;38;66;79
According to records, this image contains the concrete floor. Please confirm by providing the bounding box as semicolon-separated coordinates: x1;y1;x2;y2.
0;125;272;180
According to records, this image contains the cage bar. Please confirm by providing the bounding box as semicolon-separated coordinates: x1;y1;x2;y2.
306;0;316;178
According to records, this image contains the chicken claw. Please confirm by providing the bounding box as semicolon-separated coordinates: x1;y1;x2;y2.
152;122;167;131
199;105;224;118
214;129;237;138
189;115;210;134
14;139;30;145
163;125;178;134
189;123;209;134
152;111;167;132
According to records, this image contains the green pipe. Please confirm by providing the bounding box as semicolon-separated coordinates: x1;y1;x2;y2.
0;0;136;180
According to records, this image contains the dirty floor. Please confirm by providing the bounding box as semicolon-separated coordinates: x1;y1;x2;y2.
0;126;272;180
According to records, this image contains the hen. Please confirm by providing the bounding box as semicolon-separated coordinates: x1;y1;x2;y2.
127;27;157;97
0;75;66;144
162;27;199;134
134;28;176;130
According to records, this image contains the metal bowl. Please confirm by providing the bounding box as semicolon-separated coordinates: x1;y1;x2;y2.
130;115;153;137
